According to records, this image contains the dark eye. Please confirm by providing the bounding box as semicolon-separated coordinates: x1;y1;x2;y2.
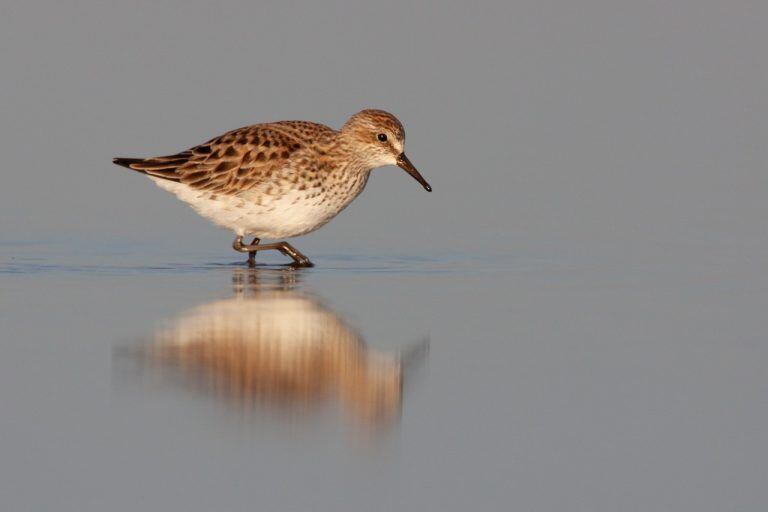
377;133;388;142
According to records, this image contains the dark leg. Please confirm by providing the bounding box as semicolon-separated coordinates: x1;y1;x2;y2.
233;236;260;267
247;237;260;267
232;236;314;267
273;242;314;267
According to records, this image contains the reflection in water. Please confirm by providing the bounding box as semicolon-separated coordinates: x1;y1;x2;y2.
138;268;426;431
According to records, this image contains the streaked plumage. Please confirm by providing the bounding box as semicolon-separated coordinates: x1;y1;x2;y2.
113;109;431;265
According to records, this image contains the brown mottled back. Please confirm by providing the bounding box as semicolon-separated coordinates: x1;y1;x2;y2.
114;121;336;195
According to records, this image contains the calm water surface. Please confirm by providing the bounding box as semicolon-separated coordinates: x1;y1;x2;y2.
1;242;766;511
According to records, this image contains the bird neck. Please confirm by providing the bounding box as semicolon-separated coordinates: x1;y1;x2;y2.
328;136;376;175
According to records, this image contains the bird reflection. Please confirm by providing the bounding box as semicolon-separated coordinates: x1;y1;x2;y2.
139;268;426;431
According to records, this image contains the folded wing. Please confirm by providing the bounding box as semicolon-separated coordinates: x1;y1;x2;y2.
113;122;332;195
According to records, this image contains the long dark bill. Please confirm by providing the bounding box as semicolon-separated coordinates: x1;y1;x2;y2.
396;153;432;192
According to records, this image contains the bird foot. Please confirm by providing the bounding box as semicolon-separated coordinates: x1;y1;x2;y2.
232;236;313;267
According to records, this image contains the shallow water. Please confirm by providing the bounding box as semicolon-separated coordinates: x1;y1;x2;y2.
1;241;767;511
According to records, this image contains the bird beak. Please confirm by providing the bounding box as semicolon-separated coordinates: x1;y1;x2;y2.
396;153;432;192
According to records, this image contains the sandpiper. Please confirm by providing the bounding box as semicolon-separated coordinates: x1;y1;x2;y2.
113;109;431;267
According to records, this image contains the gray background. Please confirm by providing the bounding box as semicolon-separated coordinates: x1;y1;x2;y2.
2;0;764;256
2;1;768;511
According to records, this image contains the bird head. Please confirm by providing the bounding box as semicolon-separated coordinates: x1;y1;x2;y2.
341;109;432;192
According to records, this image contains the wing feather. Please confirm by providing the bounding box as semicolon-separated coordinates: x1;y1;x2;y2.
113;121;336;194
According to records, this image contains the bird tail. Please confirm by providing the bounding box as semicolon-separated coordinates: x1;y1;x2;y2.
112;153;191;182
112;157;144;169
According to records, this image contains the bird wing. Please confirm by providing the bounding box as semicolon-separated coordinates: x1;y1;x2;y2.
113;122;335;195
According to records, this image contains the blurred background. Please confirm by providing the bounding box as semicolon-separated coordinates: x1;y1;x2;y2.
2;1;764;259
1;1;767;511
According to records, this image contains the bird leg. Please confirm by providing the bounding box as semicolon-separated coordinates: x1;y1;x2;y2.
232;236;260;267
248;237;260;267
232;236;314;267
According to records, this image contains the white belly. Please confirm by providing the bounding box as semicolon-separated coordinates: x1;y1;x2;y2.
150;177;366;239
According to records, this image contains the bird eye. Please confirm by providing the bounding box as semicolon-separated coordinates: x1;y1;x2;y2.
377;133;388;142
